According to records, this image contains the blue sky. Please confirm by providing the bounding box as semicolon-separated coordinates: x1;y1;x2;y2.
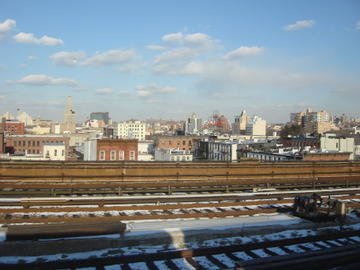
0;0;359;123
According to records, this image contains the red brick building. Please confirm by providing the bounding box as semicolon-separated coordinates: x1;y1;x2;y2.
0;120;25;135
97;139;138;161
0;133;4;153
155;136;203;151
5;135;69;155
303;152;351;161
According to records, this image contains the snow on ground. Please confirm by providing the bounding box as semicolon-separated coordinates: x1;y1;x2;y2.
193;256;219;270
128;262;147;270
232;251;253;261
153;260;171;270
212;253;236;268
267;247;288;255
172;258;196;270
285;244;306;253
251;249;271;258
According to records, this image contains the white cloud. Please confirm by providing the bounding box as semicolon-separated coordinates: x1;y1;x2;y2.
356;21;360;31
51;49;137;67
7;74;78;87
153;31;219;75
0;19;16;39
284;20;316;31
83;49;136;66
27;56;37;61
13;32;64;46
136;90;152;97
162;32;184;45
135;83;177;97
146;45;167;51
119;90;130;95
224;46;264;60
96;88;113;94
51;51;86;66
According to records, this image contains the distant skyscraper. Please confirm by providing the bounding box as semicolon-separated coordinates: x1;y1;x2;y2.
232;110;248;135
185;113;202;135
90;112;110;125
245;115;266;136
63;96;76;133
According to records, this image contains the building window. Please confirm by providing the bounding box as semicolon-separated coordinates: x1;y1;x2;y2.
37;141;40;146
119;151;124;160
14;141;17;147
54;149;57;156
99;151;105;160
62;150;64;156
110;151;116;160
129;151;135;160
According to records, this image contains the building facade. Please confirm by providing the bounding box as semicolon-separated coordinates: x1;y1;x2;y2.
0;120;25;135
116;120;146;141
185;113;202;135
155;136;202;151
196;140;238;161
320;133;355;160
90;112;110;125
232;110;248;135
84;138;138;161
155;148;193;162
63;96;76;134
5;135;69;156
245;115;266;136
43;143;66;161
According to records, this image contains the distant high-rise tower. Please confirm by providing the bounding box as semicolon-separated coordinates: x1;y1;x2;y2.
63;96;76;133
185;113;202;135
232;110;248;135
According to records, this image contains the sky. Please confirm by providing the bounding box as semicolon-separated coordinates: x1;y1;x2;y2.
0;0;359;123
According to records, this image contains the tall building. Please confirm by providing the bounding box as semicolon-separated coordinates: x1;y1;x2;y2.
245;115;266;136
116;120;146;141
290;109;334;134
16;111;33;126
63;96;76;134
90;112;110;125
185;113;202;135
232;110;248;134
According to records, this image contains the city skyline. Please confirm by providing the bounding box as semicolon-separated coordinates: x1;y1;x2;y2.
1;0;360;122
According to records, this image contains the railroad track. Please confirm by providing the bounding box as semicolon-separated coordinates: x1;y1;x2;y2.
1;229;360;269
1;175;360;197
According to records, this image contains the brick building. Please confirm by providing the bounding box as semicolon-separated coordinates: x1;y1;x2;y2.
303;152;351;161
0;120;25;135
5;135;69;156
0;133;4;153
84;139;138;161
281;137;320;149
155;136;203;151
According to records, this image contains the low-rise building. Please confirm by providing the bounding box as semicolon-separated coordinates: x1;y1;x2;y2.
84;138;138;161
155;148;193;162
155;136;203;152
43;143;66;161
138;140;154;161
0;119;25;135
196;140;238;161
5;135;69;156
320;133;355;160
239;151;296;162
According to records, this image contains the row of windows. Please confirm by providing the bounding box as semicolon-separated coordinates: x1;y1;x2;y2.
13;140;64;147
99;150;136;161
45;149;65;157
18;149;40;154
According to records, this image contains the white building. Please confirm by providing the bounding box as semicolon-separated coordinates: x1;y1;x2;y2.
84;140;97;161
245;115;266;137
155;148;193;162
320;133;355;160
185;113;202;135
116;120;146;141
138;140;154;161
16;111;33;126
43;143;66;161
